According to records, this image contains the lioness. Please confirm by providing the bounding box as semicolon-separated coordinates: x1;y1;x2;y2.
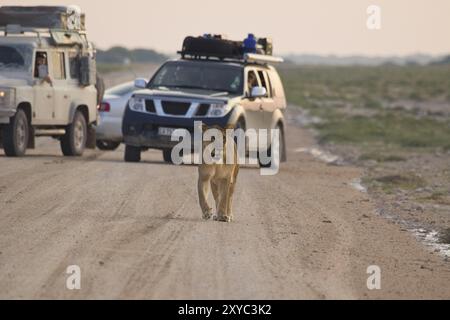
198;125;240;222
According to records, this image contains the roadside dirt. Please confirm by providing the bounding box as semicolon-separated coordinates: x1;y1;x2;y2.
1;111;450;299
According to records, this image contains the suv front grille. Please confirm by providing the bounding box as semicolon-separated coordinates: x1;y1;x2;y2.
196;104;210;116
145;100;156;113
161;101;191;116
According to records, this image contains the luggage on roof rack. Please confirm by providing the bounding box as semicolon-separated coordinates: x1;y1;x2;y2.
0;6;85;31
179;35;276;61
180;36;244;60
257;38;273;56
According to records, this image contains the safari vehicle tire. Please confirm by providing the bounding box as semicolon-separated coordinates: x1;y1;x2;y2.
96;140;120;151
2;109;29;157
124;145;141;162
60;111;87;156
258;124;286;168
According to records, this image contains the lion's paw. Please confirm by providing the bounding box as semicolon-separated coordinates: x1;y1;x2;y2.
214;215;233;223
202;212;212;220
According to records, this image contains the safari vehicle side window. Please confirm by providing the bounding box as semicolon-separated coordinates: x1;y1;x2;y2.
34;51;49;78
268;70;285;99
69;52;80;79
52;52;66;80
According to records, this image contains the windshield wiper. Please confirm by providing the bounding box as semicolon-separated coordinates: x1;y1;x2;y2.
178;86;233;93
171;85;207;90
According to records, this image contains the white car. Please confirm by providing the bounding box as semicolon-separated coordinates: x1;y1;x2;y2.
96;82;136;150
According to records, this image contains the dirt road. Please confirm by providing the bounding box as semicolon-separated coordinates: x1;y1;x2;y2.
0;113;450;299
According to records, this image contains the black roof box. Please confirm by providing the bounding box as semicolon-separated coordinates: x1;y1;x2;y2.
180;36;244;60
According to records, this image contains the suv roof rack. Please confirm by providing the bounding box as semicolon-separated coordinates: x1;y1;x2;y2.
244;53;284;64
178;35;283;65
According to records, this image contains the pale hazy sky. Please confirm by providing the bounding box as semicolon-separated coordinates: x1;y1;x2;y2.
2;0;450;56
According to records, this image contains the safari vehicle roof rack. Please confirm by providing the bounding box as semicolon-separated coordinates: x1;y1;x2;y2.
178;34;284;65
0;6;90;47
0;6;86;31
0;25;89;48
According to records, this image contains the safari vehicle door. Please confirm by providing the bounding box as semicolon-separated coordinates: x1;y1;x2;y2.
51;50;71;123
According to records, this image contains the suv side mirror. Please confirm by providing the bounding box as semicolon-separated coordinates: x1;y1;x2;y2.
134;78;148;89
250;86;267;98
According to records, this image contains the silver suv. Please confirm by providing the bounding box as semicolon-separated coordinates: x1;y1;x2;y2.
122;35;287;166
0;6;97;157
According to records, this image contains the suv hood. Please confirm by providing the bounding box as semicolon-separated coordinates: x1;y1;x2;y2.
133;88;235;103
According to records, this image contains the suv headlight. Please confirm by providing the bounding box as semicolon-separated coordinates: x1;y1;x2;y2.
129;96;145;112
0;88;15;109
207;103;231;118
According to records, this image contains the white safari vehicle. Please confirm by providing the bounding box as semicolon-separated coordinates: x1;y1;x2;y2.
0;6;98;157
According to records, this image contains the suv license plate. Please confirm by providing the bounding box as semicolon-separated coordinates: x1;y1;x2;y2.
158;127;189;137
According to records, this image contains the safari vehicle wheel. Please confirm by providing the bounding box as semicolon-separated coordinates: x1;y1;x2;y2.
124;145;141;162
2;109;29;157
96;140;121;151
60;111;87;156
258;124;286;168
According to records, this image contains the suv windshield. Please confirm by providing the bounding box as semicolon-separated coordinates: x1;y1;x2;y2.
0;44;33;73
148;61;243;94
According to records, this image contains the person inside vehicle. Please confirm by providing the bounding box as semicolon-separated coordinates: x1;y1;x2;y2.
247;71;258;92
34;52;53;86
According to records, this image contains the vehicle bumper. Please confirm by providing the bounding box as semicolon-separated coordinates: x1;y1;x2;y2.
122;106;233;149
95;113;123;142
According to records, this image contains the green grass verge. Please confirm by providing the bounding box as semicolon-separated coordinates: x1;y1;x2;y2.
315;112;450;150
365;174;427;193
280;65;450;151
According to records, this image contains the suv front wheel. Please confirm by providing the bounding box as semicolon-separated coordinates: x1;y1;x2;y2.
124;145;141;162
258;123;286;168
163;148;174;164
2;109;29;157
60;110;87;156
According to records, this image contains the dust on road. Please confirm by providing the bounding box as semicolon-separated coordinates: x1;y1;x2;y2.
1;116;449;299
